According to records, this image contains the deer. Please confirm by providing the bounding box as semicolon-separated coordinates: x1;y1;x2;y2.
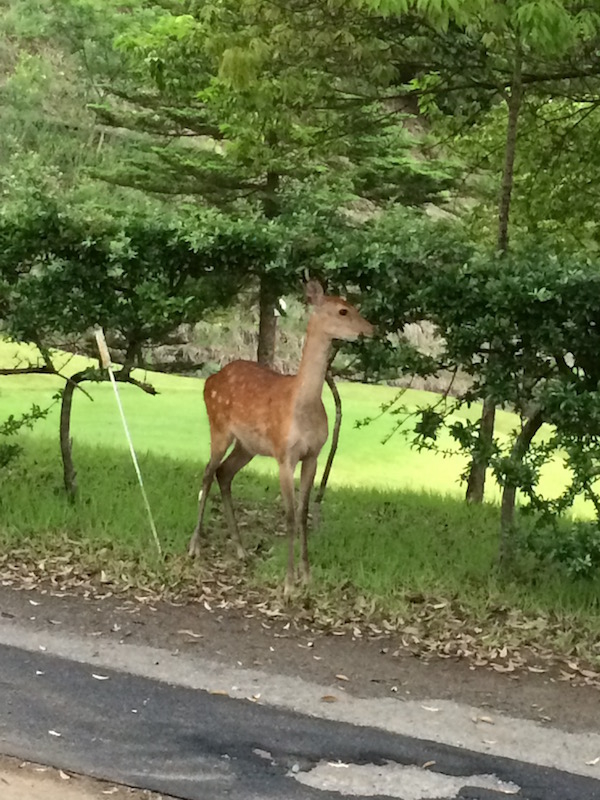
188;279;374;596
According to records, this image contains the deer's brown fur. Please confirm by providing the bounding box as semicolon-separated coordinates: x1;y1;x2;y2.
188;280;374;595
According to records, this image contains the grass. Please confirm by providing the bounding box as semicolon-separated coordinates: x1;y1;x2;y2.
2;340;600;669
0;339;574;498
2;438;600;667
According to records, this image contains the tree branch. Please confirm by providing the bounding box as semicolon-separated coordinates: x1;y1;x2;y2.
0;366;54;376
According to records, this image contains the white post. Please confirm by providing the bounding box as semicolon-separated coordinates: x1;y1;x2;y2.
94;327;162;558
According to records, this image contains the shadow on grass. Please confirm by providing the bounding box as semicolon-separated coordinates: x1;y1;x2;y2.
2;437;600;622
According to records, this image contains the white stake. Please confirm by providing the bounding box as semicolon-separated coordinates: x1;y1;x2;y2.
94;327;162;558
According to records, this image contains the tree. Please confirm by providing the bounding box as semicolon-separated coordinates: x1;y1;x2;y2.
357;0;600;502
419;245;600;564
51;0;455;365
1;198;276;499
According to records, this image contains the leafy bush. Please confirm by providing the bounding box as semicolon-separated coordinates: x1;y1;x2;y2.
0;404;48;470
520;520;600;580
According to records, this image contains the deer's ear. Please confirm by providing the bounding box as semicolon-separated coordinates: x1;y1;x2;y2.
305;279;324;306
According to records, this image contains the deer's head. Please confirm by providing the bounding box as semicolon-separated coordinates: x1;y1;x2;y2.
305;279;374;341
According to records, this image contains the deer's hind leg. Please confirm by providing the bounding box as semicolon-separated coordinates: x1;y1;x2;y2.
188;431;233;558
298;455;318;584
278;458;299;599
216;441;254;559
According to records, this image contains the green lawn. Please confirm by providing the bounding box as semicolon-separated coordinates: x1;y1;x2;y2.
3;340;600;668
0;340;571;500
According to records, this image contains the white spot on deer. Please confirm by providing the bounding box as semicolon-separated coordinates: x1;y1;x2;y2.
211;390;217;398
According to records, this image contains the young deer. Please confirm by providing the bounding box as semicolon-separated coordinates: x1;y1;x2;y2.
188;280;374;595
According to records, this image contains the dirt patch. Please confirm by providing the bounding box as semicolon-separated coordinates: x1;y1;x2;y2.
0;584;598;735
0;755;169;800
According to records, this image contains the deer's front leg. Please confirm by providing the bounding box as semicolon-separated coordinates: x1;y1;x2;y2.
278;460;297;599
298;456;318;585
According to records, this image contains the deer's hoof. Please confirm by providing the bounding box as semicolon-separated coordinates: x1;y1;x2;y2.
188;538;201;559
283;576;296;602
236;544;248;560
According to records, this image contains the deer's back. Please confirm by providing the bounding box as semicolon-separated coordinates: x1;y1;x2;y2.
204;360;298;458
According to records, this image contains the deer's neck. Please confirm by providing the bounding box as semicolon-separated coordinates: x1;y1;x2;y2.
294;318;331;408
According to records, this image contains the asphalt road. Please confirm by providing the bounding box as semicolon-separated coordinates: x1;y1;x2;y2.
1;643;599;800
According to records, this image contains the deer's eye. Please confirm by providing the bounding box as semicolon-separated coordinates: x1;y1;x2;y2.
339;308;348;316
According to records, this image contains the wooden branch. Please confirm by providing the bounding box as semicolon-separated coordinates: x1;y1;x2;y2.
136;360;205;374
59;369;91;502
113;372;159;396
499;408;545;566
0;366;54;376
390;66;600;101
91;103;224;140
1;358;94;400
315;369;342;510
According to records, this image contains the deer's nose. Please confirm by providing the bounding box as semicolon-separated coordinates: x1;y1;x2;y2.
363;320;375;337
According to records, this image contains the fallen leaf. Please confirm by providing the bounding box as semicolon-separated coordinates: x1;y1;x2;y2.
178;629;203;638
321;695;338;703
492;663;515;673
586;757;600;766
335;674;349;682
58;770;70;780
579;669;599;679
421;705;440;712
209;690;229;696
48;730;62;737
422;761;436;769
92;674;109;681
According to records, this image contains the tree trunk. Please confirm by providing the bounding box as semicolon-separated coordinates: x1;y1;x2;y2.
499;409;543;566
257;276;278;367
465;49;523;504
60;373;85;503
58;367;157;503
257;169;280;367
313;370;342;528
465;396;496;504
496;62;523;252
